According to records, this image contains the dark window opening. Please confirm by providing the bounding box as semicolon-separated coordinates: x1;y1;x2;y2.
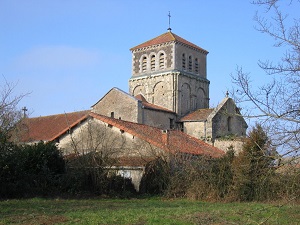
170;118;174;129
151;55;155;71
188;56;192;72
182;54;186;70
195;58;199;74
228;117;232;132
159;53;165;69
142;56;147;72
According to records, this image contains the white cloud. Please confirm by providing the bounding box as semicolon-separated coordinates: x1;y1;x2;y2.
14;45;101;70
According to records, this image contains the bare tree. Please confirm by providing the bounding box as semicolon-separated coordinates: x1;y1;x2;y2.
232;0;300;159
0;77;27;137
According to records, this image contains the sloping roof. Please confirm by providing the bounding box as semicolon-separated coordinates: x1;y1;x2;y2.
114;156;154;167
92;87;137;108
135;94;175;114
180;108;214;122
90;112;224;158
15;110;90;142
14;110;224;158
130;31;208;53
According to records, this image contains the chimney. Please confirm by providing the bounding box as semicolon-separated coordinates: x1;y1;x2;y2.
162;130;169;145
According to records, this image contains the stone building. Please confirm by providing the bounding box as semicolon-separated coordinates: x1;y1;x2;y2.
15;30;247;190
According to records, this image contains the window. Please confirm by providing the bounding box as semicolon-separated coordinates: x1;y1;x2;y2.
188;56;192;72
227;117;232;132
151;55;155;71
170;118;174;129
142;56;147;72
182;54;186;70
110;112;114;118
195;58;199;74
159;53;165;69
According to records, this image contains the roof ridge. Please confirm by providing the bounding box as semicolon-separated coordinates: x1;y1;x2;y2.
27;110;90;119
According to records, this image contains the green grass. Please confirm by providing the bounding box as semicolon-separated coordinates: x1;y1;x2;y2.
0;197;299;224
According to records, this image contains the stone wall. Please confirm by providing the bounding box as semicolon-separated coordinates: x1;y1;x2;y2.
129;72;176;112
174;43;207;78
213;139;245;154
92;88;142;123
131;43;174;76
177;74;210;116
143;108;176;130
210;98;247;140
57;117;166;191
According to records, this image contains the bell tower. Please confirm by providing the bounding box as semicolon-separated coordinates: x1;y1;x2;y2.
129;31;210;117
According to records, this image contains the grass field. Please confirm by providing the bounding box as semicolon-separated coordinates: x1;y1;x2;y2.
0;197;299;224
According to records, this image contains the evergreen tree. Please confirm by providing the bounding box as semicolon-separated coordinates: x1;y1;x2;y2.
231;124;275;201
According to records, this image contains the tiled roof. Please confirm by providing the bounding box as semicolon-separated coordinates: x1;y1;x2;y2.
15;110;90;142
130;31;208;53
114;156;154;167
135;94;175;114
180;108;214;122
14;109;224;158
90;112;224;158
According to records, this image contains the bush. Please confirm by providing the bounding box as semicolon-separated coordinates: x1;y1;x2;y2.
140;158;169;195
0;141;65;198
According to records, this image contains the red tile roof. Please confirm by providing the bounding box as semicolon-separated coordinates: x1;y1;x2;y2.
15;110;90;142
114;156;154;167
14;110;224;158
130;31;208;53
135;94;175;114
180;108;214;122
90;112;224;158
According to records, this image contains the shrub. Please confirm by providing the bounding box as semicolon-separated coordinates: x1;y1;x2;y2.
0;141;65;198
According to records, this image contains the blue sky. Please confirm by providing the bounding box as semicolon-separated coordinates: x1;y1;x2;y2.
0;0;297;118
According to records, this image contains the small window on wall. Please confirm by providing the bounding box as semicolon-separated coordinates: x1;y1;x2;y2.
111;112;114;118
182;54;186;70
188;56;192;72
142;56;147;72
195;58;199;74
170;118;174;129
227;117;232;132
151;55;155;71
159;53;165;69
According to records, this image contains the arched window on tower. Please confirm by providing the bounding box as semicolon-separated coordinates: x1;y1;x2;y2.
159;53;165;69
188;56;192;72
142;56;147;72
182;54;186;70
151;55;155;71
195;58;199;74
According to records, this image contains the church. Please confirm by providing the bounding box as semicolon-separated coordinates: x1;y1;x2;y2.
14;29;247;190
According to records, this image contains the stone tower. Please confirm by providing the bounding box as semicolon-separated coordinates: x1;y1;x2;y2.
129;31;210;117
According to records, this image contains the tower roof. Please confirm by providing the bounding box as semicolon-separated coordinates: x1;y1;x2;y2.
130;31;208;53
